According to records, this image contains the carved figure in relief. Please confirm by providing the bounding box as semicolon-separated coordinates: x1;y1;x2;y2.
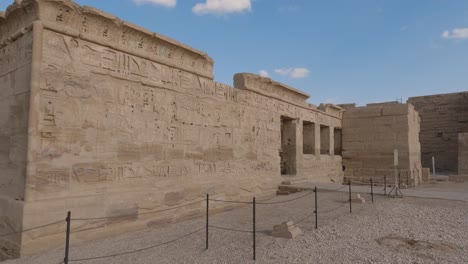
43;101;56;126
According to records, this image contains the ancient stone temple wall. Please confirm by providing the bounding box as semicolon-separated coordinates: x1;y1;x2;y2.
341;103;422;185
408;92;468;174
459;133;468;175
0;0;343;258
0;3;37;258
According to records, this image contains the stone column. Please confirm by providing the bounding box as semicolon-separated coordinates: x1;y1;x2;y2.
315;123;321;160
295;118;303;161
330;126;335;156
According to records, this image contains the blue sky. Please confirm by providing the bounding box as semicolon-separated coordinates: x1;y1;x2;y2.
2;0;468;105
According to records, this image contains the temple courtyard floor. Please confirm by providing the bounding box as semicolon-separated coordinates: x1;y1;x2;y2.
4;181;468;264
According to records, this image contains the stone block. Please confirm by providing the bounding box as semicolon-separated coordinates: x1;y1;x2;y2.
271;221;302;239
351;193;366;204
344;108;382;119
382;104;408;116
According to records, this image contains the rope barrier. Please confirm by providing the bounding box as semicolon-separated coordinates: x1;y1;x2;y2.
69;226;205;262
293;212;315;225
256;191;313;205
209;191;313;205
208;199;252;204
317;201;349;214
72;200;204;221
0;220;64;238
317;185;348;192
3;183;377;263
209;225;254;233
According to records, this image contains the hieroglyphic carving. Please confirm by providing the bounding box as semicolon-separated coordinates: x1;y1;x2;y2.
32;168;70;191
40;0;214;79
136;161;191;179
72;163;127;183
0;30;32;76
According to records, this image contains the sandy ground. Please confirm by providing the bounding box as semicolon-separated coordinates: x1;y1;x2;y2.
4;185;468;264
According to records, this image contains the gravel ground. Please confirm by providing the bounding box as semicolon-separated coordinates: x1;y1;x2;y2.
4;189;468;264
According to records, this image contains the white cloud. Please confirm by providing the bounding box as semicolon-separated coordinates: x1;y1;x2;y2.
258;70;269;77
192;0;251;15
442;28;468;39
274;68;310;79
133;0;176;8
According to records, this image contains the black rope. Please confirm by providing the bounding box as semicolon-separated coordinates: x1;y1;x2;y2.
317;185;348;192
209;224;269;234
208;199;252;204
69;226;204;262
72;200;204;221
210;191;313;205
317;201;348;214
293;212;314;225
0;220;64;238
256;191;313;205
209;225;253;233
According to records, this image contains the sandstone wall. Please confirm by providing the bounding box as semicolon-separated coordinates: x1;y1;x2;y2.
459;133;468;175
342;104;422;185
1;0;344;256
408;104;422;184
0;3;38;259
408;92;468;174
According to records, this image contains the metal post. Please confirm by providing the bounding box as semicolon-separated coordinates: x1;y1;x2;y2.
384;176;387;196
348;181;352;213
314;186;318;229
253;197;256;261
432;156;436;177
370;179;374;204
64;211;71;264
206;194;209;250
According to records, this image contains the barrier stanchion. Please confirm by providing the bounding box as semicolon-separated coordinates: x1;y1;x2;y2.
384;176;387;196
314;186;318;230
206;194;209;250
370;179;374;204
64;211;71;264
252;197;256;261
348;181;352;213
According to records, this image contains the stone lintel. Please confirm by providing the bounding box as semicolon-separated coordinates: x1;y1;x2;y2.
2;0;214;80
319;104;344;118
233;73;311;105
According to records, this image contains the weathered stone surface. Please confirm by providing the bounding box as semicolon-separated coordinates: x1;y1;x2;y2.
351;193;366;204
408;92;468;174
0;0;344;258
341;104;423;185
234;73;310;106
272;221;302;239
459;133;468;175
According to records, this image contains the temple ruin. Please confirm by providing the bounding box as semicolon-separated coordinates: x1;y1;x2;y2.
408;92;468;175
0;0;467;259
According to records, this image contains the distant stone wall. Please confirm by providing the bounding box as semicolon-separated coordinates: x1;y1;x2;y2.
342;104;422;185
459;133;468;175
408;92;468;174
1;0;344;257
